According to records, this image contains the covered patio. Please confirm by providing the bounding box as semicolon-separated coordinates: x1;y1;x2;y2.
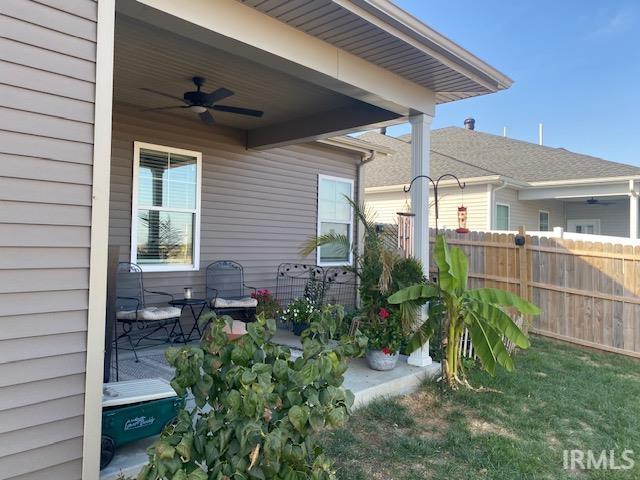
97;0;511;477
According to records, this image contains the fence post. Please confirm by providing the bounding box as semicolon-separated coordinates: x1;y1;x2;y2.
517;226;531;332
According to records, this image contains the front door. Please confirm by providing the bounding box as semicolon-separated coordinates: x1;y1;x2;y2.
567;219;601;235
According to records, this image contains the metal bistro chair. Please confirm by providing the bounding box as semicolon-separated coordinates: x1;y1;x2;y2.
206;261;257;322
115;262;184;362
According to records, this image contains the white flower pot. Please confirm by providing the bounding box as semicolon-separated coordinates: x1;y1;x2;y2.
366;349;399;371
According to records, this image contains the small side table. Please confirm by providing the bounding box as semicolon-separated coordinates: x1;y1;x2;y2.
168;298;208;342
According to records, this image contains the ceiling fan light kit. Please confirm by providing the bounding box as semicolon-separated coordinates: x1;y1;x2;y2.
141;76;264;125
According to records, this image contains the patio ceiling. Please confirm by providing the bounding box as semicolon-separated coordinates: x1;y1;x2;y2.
114;15;366;131
238;0;513;103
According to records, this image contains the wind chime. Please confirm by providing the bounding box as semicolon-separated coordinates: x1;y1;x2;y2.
396;196;414;257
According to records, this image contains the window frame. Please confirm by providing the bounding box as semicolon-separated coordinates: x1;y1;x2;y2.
495;202;511;231
316;174;355;267
130;141;202;272
538;210;550;231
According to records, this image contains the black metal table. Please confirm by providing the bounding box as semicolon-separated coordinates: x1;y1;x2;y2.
168;298;208;341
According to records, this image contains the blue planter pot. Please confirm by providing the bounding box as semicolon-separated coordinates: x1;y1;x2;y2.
292;322;309;336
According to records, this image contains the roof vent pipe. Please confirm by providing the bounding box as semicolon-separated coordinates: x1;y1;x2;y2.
539;123;544;145
379;127;387;135
464;118;475;130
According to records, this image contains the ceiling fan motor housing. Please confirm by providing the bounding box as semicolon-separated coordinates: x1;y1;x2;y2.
183;90;207;106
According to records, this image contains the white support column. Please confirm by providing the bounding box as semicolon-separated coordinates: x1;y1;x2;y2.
408;114;433;367
630;180;639;239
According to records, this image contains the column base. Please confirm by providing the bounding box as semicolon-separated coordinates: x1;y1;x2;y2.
407;344;432;367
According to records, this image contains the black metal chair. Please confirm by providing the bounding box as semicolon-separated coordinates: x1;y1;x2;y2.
206;260;257;321
275;263;325;308
115;262;184;362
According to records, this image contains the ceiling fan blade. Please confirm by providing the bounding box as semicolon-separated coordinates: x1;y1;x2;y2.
141;105;189;112
199;110;215;125
206;87;234;104
212;104;264;118
140;87;186;103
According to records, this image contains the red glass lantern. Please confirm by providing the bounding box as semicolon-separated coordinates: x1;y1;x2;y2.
456;205;469;233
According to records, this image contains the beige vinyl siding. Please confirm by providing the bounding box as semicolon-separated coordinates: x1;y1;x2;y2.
494;188;564;231
565;201;630;237
365;183;489;231
0;1;97;478
109;105;359;302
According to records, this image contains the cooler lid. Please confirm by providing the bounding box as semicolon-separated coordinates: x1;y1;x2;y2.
103;378;177;407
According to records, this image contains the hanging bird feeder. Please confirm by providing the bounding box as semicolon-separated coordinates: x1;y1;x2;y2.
456;205;469;233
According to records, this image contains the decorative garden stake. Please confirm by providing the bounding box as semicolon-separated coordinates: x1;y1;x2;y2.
404;173;466;232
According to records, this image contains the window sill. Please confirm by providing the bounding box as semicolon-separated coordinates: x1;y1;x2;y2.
136;265;200;273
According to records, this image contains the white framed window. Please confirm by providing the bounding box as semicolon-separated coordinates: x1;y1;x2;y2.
539;210;550;231
496;203;510;230
317;174;354;266
131;142;202;272
567;219;601;235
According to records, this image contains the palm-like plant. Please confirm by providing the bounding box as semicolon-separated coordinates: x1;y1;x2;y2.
300;198;406;319
388;235;540;388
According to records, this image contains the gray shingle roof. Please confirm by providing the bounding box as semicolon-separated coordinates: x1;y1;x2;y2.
362;127;640;188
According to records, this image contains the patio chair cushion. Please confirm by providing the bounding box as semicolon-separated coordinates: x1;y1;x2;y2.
212;297;258;309
116;306;182;321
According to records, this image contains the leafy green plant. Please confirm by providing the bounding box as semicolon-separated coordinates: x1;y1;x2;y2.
137;309;367;480
388;235;540;389
359;308;404;354
252;289;282;320
300;199;424;351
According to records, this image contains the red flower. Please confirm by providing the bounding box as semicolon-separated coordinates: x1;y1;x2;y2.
378;308;390;320
382;347;392;355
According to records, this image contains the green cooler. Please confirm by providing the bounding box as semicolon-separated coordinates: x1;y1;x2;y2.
101;378;185;469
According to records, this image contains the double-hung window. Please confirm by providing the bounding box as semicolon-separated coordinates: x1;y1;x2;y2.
539;210;550;231
131;142;201;271
317;175;354;266
496;203;510;231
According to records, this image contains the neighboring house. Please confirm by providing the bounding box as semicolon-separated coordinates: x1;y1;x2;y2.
0;1;512;479
362;122;640;238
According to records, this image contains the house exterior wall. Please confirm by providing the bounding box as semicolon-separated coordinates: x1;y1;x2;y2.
0;1;98;478
365;184;489;231
494;187;564;231
564;201;631;237
109;105;360;300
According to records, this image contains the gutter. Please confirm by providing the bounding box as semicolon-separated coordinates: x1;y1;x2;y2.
365;174;525;193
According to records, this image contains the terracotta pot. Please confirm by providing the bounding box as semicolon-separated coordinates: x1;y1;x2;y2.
366;349;399;371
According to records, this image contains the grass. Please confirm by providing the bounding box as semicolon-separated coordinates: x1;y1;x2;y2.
320;336;640;479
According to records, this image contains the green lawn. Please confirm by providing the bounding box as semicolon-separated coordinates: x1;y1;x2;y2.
321;336;640;480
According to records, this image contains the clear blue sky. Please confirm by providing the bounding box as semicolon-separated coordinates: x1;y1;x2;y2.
386;0;640;166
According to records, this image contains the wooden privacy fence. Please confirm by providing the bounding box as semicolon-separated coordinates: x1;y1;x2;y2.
420;228;640;359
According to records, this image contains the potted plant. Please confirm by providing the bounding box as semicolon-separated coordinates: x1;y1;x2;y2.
360;307;403;370
251;289;281;319
283;296;318;336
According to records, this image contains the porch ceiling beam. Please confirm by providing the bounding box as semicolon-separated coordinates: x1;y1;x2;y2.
246;102;401;150
117;0;436;115
518;182;630;201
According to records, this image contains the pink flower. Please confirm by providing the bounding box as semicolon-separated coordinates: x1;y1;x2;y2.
378;308;390;320
382;347;393;355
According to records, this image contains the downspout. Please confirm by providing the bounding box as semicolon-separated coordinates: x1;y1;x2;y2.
489;179;507;230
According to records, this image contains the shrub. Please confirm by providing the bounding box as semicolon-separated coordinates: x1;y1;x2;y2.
137;309;367;480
